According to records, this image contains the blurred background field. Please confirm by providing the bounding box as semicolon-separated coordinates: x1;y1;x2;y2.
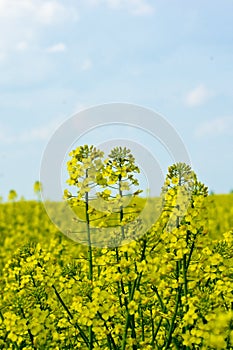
1;193;233;267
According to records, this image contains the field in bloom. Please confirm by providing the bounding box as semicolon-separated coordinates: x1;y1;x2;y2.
0;170;233;348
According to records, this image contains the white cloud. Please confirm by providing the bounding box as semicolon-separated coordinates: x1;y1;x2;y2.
0;118;63;145
195;116;233;138
127;0;154;15
86;0;154;16
0;0;33;19
0;0;78;24
0;1;78;58
185;84;213;107
46;43;66;53
36;1;70;24
81;58;93;71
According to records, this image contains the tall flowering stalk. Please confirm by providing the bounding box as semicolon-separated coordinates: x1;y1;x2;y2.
154;163;209;349
103;147;142;350
64;145;104;350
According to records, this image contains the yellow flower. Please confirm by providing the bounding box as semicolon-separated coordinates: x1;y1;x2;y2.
172;177;179;185
128;300;138;315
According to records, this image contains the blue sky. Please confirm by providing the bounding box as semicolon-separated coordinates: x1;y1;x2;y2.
0;0;233;200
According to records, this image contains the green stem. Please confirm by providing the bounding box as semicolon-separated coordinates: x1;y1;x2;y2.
20;307;36;349
85;175;93;282
130;314;137;350
85;169;94;350
119;174;125;240
164;286;182;350
121;312;130;350
140;307;145;342
183;254;188;312
97;312;117;350
151;286;170;329
0;310;4;322
152;317;163;345
115;247;125;303
118;172;133;349
150;308;155;347
152;286;166;313
52;285;89;346
186;236;196;270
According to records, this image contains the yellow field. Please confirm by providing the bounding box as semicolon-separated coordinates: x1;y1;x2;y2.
0;193;232;349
